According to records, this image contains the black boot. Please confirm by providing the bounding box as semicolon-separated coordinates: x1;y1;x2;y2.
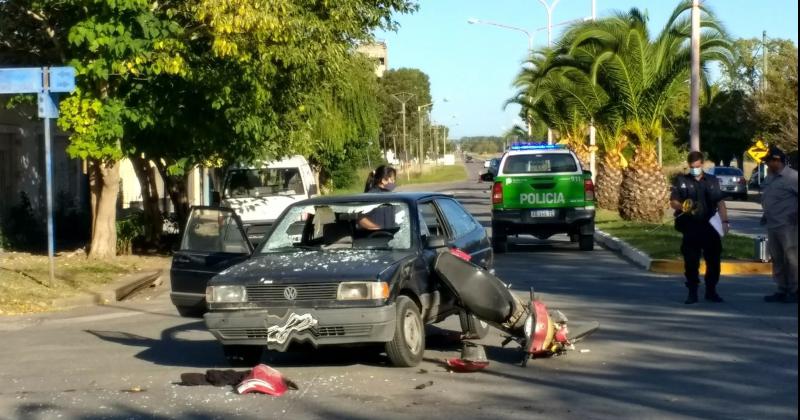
705;285;724;303
685;287;698;304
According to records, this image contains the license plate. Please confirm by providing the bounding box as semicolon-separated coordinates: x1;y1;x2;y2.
530;209;556;218
724;186;735;191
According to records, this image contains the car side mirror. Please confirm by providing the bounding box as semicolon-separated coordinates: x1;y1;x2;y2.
425;235;447;249
211;191;221;205
483;161;491;168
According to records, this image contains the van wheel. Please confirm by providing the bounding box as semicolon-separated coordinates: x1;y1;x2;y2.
460;312;491;339
386;296;425;367
223;345;263;367
579;234;594;251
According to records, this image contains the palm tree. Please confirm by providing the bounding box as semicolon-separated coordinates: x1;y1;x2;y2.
549;1;732;221
508;50;608;169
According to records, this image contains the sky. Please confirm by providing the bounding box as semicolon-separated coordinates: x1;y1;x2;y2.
375;0;799;139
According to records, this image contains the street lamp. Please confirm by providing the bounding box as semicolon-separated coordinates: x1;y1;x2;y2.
390;92;416;179
467;18;536;137
418;98;448;168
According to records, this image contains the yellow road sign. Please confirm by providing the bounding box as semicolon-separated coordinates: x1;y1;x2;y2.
746;140;768;161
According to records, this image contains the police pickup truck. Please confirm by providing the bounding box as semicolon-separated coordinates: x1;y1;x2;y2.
490;143;595;252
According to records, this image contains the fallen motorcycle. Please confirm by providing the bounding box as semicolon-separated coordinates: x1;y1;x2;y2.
434;251;599;366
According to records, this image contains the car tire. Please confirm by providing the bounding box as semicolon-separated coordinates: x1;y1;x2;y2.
223;345;264;367
459;312;491;339
579;234;594;251
175;305;205;318
386;296;425;367
492;222;508;253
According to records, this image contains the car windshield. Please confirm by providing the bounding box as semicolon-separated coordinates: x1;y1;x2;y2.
224;168;304;198
260;201;412;252
503;153;577;174
713;167;743;176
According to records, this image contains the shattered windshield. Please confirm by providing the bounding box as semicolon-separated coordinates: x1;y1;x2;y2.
223;168;304;198
261;201;412;252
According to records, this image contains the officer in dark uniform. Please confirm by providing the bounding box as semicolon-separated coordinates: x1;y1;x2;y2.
670;151;730;304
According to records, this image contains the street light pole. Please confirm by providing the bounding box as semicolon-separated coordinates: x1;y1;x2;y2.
689;0;701;152
418;102;435;170
390;92;415;179
537;0;562;144
468;19;535;137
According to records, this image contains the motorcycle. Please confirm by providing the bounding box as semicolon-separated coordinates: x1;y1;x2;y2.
434;251;599;366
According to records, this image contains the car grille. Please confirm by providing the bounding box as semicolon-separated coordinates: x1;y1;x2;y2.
217;325;373;340
246;283;339;302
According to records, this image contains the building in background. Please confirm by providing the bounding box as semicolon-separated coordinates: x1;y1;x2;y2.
356;41;388;77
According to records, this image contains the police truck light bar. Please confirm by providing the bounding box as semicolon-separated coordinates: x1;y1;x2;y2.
509;142;566;151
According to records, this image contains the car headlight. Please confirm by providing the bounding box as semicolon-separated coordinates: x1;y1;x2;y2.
523;314;534;337
206;285;247;303
336;282;390;300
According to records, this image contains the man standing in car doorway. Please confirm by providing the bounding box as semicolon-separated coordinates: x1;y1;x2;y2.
670;151;730;304
760;146;798;303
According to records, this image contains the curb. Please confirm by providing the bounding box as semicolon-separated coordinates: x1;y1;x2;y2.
595;230;772;276
51;270;163;308
594;230;652;270
649;259;772;275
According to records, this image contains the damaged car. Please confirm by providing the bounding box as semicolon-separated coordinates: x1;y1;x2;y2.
174;193;493;367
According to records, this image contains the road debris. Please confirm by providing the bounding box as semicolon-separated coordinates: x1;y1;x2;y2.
414;381;434;390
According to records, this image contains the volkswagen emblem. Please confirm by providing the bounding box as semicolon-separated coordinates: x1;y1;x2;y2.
283;286;298;301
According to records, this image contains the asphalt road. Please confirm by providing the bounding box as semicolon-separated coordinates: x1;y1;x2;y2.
0;162;796;420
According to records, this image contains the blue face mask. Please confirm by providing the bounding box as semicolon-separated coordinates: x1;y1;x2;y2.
689;167;703;177
382;182;396;192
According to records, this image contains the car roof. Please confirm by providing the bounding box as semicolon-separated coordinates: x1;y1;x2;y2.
295;192;453;206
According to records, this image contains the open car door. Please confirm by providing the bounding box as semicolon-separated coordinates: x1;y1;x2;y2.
170;206;253;317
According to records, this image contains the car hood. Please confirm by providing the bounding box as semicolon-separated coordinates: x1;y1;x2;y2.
210;250;414;285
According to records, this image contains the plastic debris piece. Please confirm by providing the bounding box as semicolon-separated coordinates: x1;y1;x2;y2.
414;381;434;390
236;364;298;396
445;358;490;372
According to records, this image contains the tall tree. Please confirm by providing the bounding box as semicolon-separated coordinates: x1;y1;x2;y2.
378;68;432;160
549;1;732;222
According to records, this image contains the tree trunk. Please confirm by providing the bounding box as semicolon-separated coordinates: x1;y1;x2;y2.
596;152;623;210
155;161;191;235
87;159;120;258
619;146;670;223
130;154;162;244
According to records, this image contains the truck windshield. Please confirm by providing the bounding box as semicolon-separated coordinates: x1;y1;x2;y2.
261;201;412;252
503;153;578;174
224;168;304;198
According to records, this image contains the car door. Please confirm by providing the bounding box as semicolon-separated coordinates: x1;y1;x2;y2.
170;206;253;311
435;198;493;269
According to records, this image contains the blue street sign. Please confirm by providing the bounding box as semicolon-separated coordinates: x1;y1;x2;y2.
38;92;59;118
0;67;43;94
48;67;76;93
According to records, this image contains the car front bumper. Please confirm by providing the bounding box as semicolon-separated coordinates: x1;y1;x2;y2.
204;304;396;351
720;184;747;195
492;208;595;234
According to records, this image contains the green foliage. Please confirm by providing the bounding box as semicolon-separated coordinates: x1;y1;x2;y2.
378;68;434;158
116;210;145;255
459;136;507;154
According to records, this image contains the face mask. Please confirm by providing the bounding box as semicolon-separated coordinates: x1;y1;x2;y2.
689;167;703;177
382;182;396;192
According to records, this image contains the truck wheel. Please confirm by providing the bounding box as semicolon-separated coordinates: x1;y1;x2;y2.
579;234;594;251
386;296;425;367
223;345;264;367
459;312;491;339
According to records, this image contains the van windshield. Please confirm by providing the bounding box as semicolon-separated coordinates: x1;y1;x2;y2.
224;168;305;198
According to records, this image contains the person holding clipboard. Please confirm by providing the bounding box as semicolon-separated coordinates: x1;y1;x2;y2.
670;151;730;304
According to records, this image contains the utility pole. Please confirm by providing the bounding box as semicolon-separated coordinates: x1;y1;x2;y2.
391;92;415;179
689;0;701;152
588;0;597;182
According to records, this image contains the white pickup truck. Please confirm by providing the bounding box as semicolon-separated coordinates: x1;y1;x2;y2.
214;155;318;245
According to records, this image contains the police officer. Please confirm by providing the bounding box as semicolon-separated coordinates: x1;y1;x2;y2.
670;151;730;304
759;147;798;303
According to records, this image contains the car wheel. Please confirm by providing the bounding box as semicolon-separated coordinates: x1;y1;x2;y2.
579;234;594;251
491;222;508;253
223;345;264;367
385;296;425;367
459;312;491;339
175;305;205;318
